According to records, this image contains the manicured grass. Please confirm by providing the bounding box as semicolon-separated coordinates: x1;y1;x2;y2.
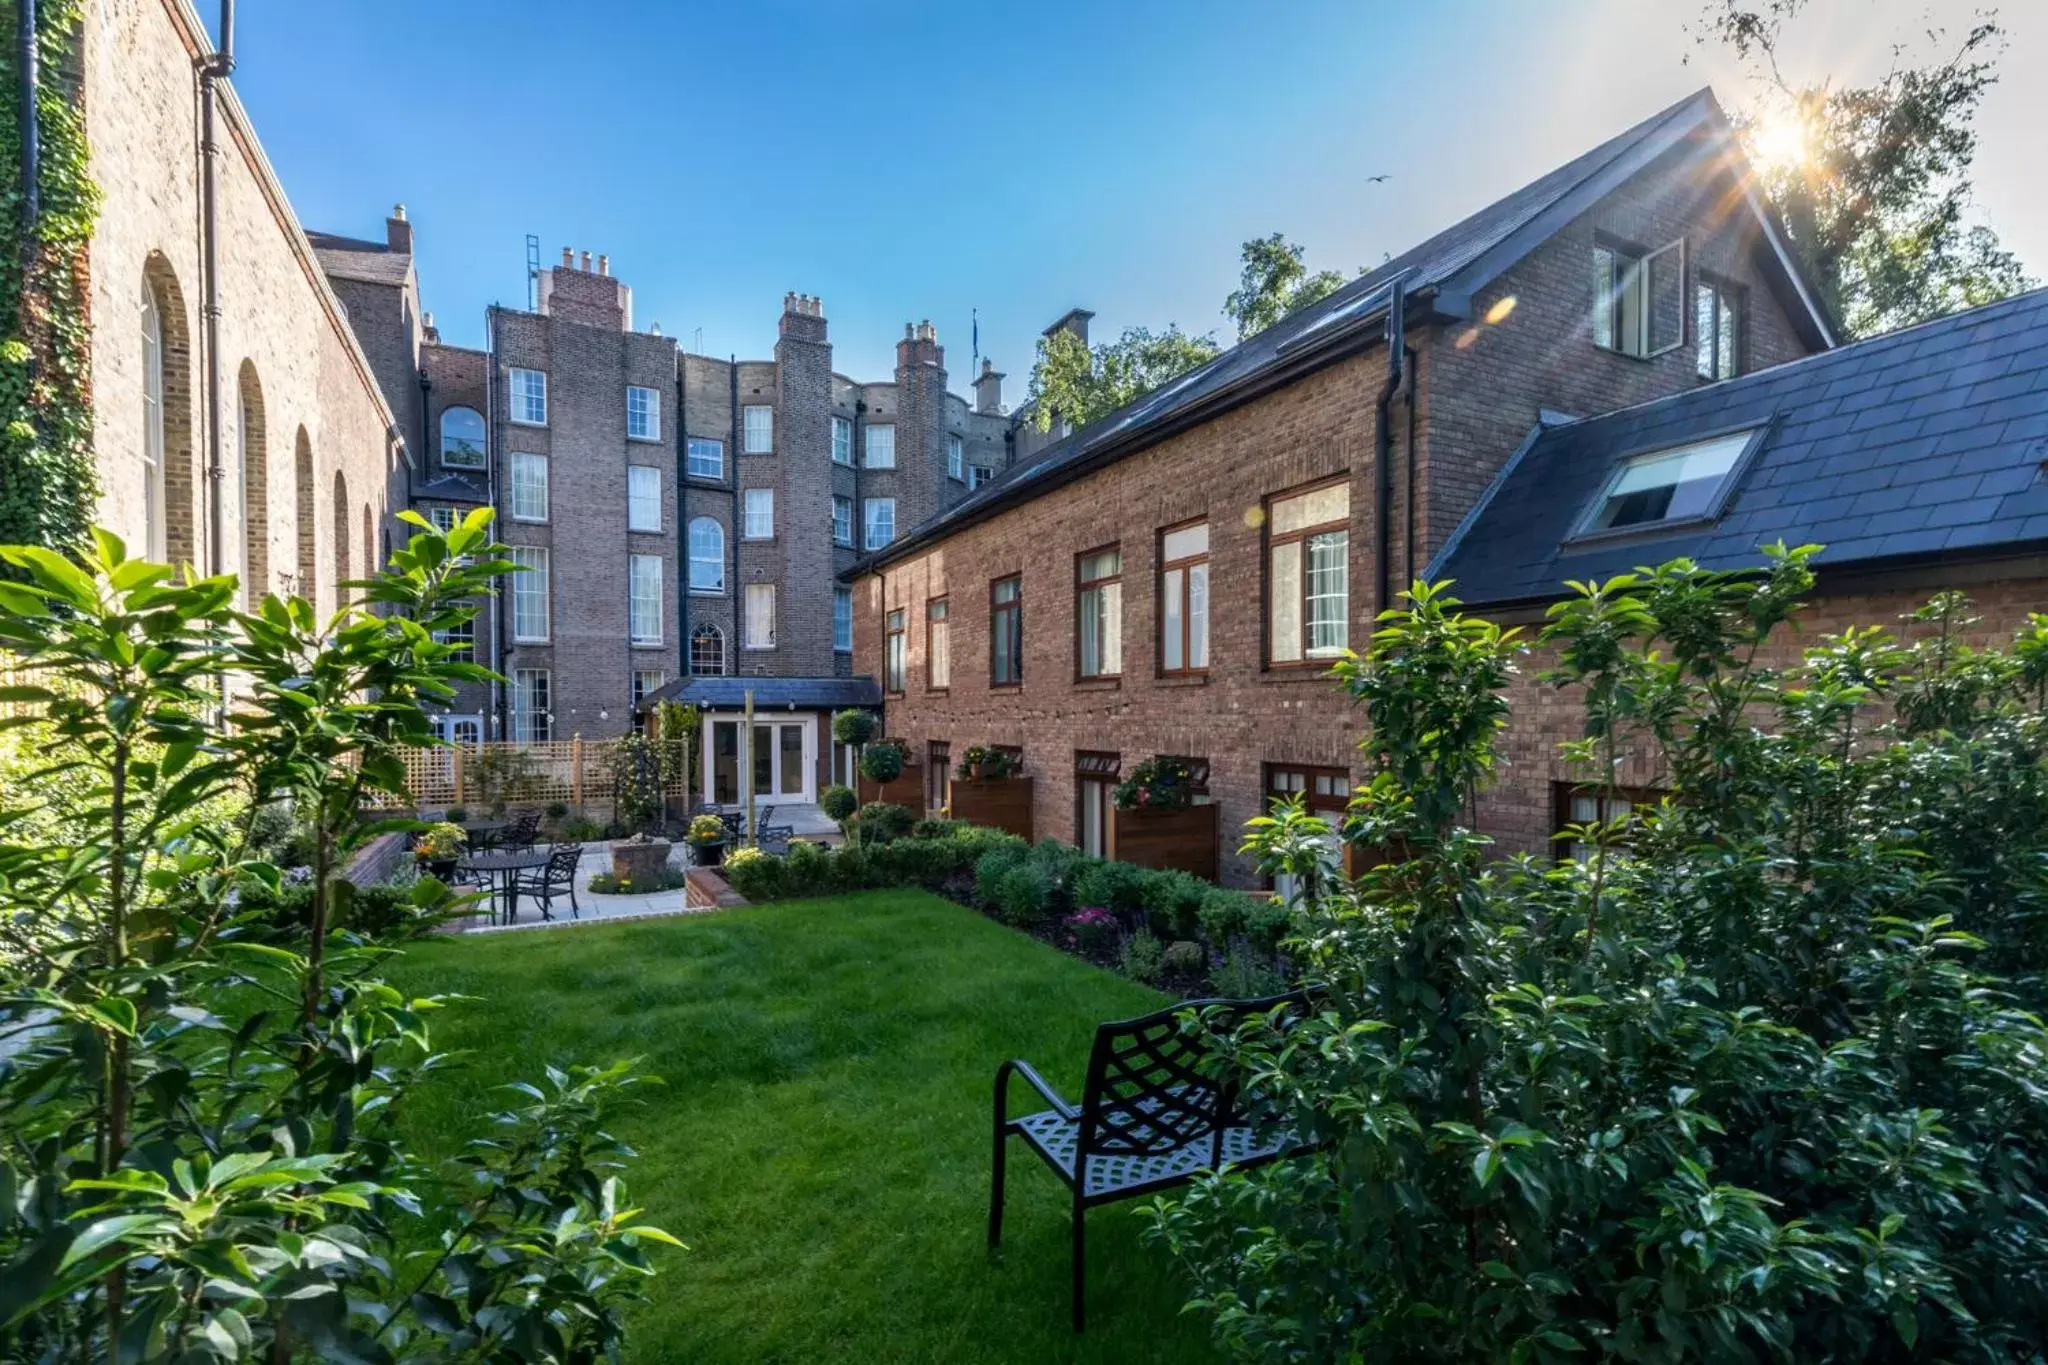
387;891;1223;1365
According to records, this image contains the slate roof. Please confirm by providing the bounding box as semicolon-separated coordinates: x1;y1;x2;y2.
412;469;491;504
1431;288;2048;607
642;675;881;712
859;87;1830;574
306;230;412;287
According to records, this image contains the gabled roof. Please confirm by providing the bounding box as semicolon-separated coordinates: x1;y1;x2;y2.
641;676;882;713
412;469;491;504
1430;288;2048;606
857;87;1831;574
307;230;413;288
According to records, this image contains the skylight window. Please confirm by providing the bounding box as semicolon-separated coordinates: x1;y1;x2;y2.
1578;428;1757;535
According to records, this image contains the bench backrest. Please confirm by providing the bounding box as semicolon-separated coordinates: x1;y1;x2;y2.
1077;991;1307;1166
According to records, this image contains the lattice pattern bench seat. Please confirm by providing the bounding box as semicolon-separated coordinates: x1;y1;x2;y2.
989;990;1311;1332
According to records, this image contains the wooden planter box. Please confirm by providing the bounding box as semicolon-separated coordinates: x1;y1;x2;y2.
950;777;1034;842
1112;803;1218;881
857;764;924;809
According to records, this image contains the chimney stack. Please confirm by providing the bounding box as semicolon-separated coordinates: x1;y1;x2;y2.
385;202;413;255
896;319;943;371
974;357;1006;414
779;290;828;341
1044;307;1094;348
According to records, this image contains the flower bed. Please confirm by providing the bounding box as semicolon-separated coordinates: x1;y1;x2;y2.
721;821;1297;998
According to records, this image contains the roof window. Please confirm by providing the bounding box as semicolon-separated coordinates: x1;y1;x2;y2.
1578;427;1759;535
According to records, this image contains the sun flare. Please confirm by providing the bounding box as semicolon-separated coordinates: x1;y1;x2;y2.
1748;108;1810;174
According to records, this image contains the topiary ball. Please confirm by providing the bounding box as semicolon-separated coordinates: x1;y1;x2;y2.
820;784;859;823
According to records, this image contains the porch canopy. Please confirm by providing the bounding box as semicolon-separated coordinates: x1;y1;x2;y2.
640;675;881;715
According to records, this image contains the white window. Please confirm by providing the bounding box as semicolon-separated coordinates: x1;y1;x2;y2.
1579;429;1756;535
440;406;486;469
744;583;776;649
864;497;895;550
511;668;551;742
509;368;547;426
1267;482;1349;665
833;495;854;547
629;553;663;645
1077;548;1123;678
743;488;774;539
687;517;725;592
433;614;476;664
1695;279;1742;381
743;405;773;453
967;464;993;491
832;416;853;466
140;277;166;561
864;423;895;469
424;505;459;534
690;622;726;675
627;385;661;441
1160;521;1209;674
687;437;725;480
947;434;964;481
627;465;662;532
928;598;950;689
510;452;548;522
1592;240;1684;359
834;586;853;651
508;546;550;641
632;669;666;707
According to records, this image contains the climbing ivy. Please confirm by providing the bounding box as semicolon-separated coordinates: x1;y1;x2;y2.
1;0;101;553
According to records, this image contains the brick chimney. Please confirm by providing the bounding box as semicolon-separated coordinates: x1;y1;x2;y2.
385;203;412;255
538;246;633;329
974;357;1005;414
1044;307;1093;347
896;318;944;372
779;291;828;344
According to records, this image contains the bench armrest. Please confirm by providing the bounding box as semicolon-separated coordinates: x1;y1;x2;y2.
993;1058;1078;1122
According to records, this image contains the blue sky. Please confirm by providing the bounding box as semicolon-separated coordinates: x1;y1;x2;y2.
230;0;2048;388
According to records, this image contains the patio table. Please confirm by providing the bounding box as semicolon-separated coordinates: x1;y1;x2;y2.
458;821;507;850
458;847;555;924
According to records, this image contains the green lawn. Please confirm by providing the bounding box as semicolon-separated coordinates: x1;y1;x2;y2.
388;891;1224;1365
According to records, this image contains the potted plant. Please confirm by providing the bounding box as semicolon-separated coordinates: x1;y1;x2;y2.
684;812;730;867
1113;756;1197;810
956;746;1018;780
413;821;466;881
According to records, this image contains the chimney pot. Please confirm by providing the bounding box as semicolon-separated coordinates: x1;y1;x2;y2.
392;202;407;220
580;250;593;272
562;247;574;267
904;323;915;339
598;254;610;276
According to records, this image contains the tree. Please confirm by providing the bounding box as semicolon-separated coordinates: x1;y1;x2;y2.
1696;1;2032;337
1223;233;1349;340
1025;324;1221;433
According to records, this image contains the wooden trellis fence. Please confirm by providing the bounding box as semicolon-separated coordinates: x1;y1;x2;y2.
375;738;693;811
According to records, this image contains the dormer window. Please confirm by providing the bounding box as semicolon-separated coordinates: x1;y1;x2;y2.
1577;427;1760;536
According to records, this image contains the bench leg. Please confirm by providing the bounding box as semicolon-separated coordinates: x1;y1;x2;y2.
1071;1192;1087;1333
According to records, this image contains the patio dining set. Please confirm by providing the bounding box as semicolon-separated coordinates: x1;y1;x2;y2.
442;812;581;926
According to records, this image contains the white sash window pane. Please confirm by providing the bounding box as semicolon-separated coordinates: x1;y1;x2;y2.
744;489;774;539
865;424;896;469
1269;540;1301;663
743;405;773;453
629;554;662;644
510;369;547;425
947;435;963;480
744;583;776;649
833;587;853;651
510;453;548;521
832;417;853;465
509;547;550;641
864;498;895;549
687;438;725;479
1305;531;1349;657
627;385;660;440
687;517;724;592
628;465;661;531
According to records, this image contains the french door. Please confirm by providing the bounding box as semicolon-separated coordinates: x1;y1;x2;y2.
703;714;815;806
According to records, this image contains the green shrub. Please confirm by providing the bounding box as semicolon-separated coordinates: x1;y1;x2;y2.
1073;858;1151;920
1119;929;1165;985
783;840;834;897
1209;943;1287;998
443;804;469;824
855;801;915;844
721;846;781;900
832;708;878;748
975;843;1030;907
993;862;1055;929
820;784;859;824
1163;939;1205;974
859;741;906;784
1026;839;1088;912
545;800;569;820
558;815;604;842
911;817;960;840
833;843;873;891
1138;868;1209;940
1197;887;1293;952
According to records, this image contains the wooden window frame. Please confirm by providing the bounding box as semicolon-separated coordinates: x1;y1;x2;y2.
989;574;1023;689
926;596;951;693
1264;476;1350;671
1157;517;1209;678
884;608;907;696
1074;543;1123;682
1075;750;1122;856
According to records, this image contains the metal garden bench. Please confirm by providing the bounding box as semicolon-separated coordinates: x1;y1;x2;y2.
988;990;1311;1331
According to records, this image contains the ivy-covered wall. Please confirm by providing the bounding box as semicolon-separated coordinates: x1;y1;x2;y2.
1;0;100;553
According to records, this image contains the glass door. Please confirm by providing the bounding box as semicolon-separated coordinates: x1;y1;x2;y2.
705;714;814;806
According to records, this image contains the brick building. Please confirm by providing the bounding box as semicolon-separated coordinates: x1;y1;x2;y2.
77;0;408;619
850;90;2048;885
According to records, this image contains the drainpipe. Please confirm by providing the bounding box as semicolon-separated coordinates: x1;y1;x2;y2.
675;352;688;676
198;0;234;580
486;304;506;737
727;358;740;655
17;0;37;246
1403;344;1419;591
1373;270;1413;619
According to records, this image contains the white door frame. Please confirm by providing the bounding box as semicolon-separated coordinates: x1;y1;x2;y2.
700;712;817;806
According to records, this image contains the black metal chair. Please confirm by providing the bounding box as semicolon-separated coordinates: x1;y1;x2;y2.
990;991;1311;1332
500;810;541;853
512;843;582;920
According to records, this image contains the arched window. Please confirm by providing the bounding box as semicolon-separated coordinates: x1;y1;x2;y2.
333;470;351;604
140;277;166;561
690;622;726;676
687;516;725;592
237;362;268;604
440;407;486;469
293;428;316;596
362;503;376;584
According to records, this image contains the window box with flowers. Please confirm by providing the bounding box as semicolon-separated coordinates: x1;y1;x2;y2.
949;747;1033;840
1110;756;1217;880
